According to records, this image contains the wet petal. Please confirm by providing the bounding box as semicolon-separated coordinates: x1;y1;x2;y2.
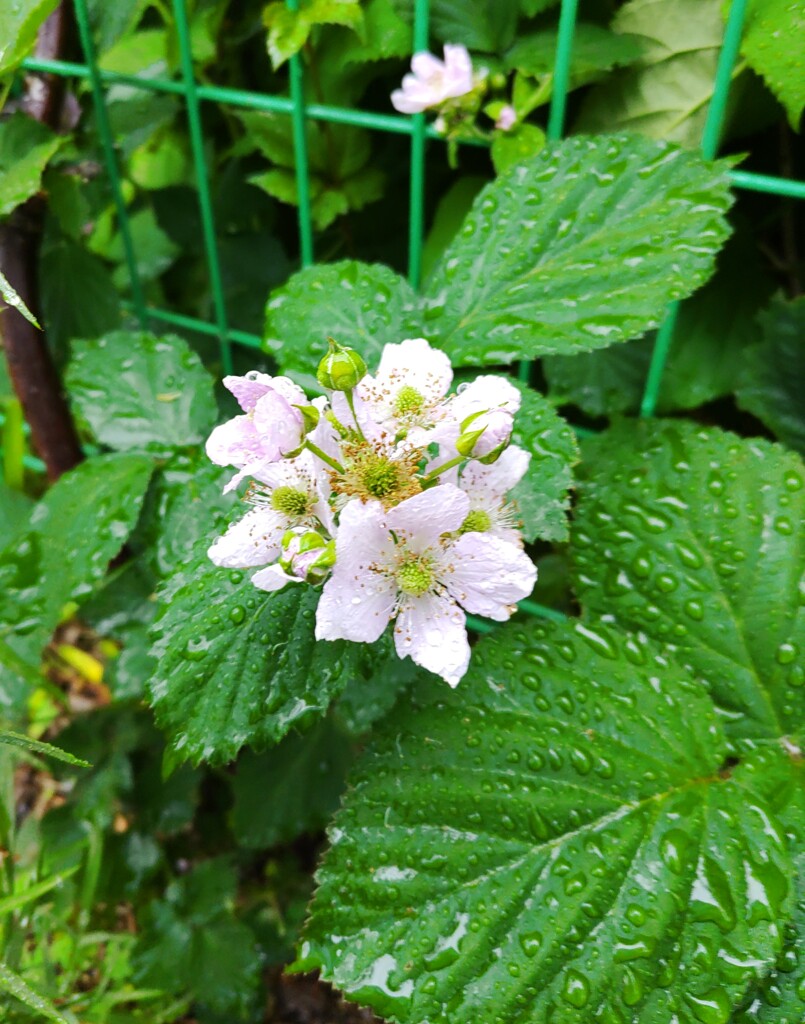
208;508;287;567
385;484;469;546
394;592;470;686
445;533;537;620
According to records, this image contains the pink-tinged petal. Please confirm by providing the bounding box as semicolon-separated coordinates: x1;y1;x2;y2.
315;499;397;642
269;375;307;407
376;338;452;406
223;372;275;411
411;51;445;79
442;44;474;98
252;390;305;459
444;533;537;621
208;508;287;567
206;416;264;468
252;563;301;592
385;484;469;546
391;88;427;115
461;445;530;500
394;592;470;686
453;375;522;421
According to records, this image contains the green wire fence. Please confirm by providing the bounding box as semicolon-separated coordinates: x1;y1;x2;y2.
11;0;805;626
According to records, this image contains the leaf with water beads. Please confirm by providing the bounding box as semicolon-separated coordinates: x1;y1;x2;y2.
424;133;732;366
147;546;415;764
263;261;425;386
297;617;791;1024
571;419;805;745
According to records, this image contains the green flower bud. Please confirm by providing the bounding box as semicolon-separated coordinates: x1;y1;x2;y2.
317;339;367;392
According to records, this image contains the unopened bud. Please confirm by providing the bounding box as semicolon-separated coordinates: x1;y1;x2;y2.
456;408;514;461
317;339;367;392
280;529;336;585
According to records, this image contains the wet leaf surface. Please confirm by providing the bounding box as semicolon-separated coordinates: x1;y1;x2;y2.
424;134;732;365
66;330;217;454
572;420;805;744
297;618;793;1023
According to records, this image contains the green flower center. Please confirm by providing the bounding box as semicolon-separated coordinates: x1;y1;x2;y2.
460;509;492;534
394;385;425;416
397;555;434;597
361;457;401;499
271;486;311;518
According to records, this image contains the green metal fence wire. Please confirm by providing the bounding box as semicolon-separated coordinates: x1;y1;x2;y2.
9;0;805;621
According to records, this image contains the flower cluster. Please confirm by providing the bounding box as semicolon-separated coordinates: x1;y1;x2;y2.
206;338;536;686
390;43;519;143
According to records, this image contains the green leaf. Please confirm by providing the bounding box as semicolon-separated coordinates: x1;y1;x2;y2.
39;231;121;352
490;123;546;174
545;336;653;417
730;747;805;1023
571;419;805;745
392;0;518;52
0;0;59;78
134;453;234;582
0;267;39;328
0;729;90;767
264;260;425;382
0;962;77;1023
0;453;153;672
0;112;63;218
506;24;646;82
263;0;364;67
421;177;486;286
736;296;805;457
575;0;725;146
105;207;180;287
740;0;805;130
79;562;158;700
134;858;260;1015
545;227;774;416
297;618;791;1023
232;716;352;848
509;381;578;543
66;331;217;455
148;548;378;763
0;485;32;547
424;134;732;366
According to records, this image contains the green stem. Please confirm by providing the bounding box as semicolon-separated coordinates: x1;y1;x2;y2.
305;440;344;475
421;454;464;484
344;390;366;441
2;399;24;491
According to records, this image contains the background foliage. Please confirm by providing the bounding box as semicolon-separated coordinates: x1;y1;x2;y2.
0;0;803;1021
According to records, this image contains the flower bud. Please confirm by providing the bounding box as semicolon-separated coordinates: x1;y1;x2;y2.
317;339;367;392
455;408;514;462
279;529;336;585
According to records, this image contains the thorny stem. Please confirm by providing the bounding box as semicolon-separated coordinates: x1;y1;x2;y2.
305;439;344;475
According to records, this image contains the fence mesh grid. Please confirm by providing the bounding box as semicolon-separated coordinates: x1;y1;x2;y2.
12;0;805;624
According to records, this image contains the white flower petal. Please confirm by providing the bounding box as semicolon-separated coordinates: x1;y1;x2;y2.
223;372;275;411
208;508;287;567
314;499;397;643
411;51;445;80
394;592;470;686
453;375;522;421
376;338;452;407
385;484;469;546
444;533;537;621
252;390;305;459
391;88;427;114
442;44;475;99
205;416;264;468
251;563;301;592
460;445;530;501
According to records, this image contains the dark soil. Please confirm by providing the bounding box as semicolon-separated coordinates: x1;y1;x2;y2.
268;970;383;1024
